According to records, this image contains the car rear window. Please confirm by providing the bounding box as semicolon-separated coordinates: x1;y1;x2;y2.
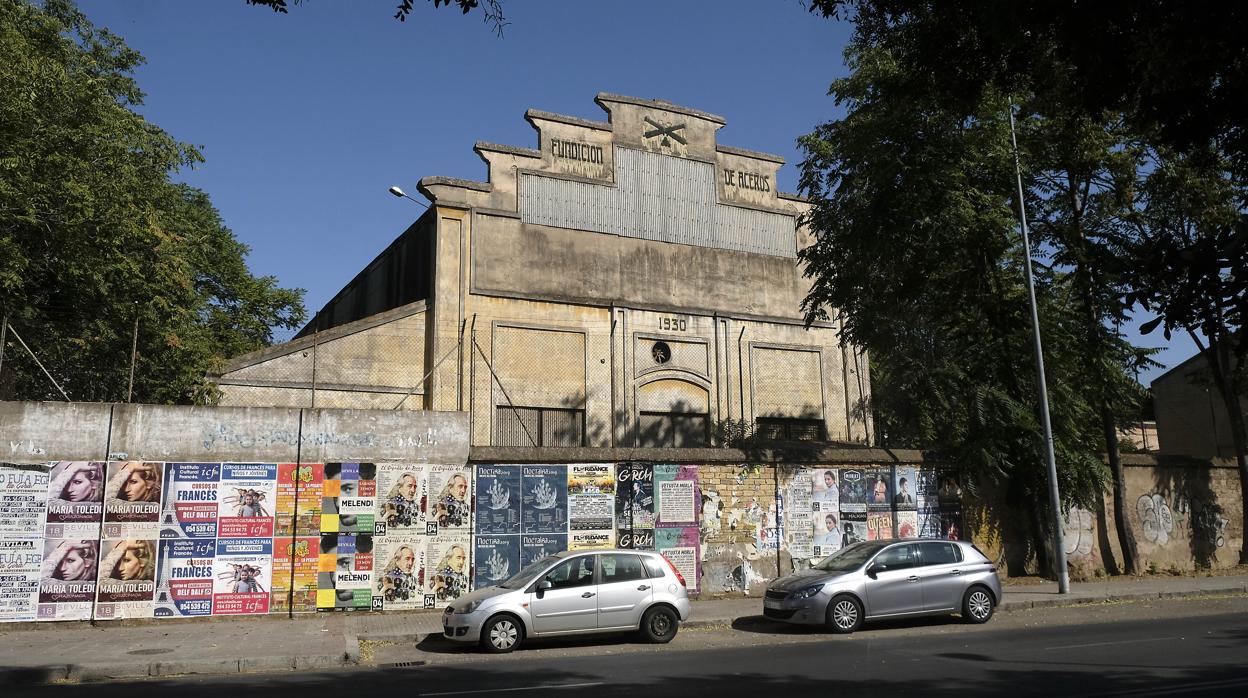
600;554;648;583
642;555;667;579
918;542;962;565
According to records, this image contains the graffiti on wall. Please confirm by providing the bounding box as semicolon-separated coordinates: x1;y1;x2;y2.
1137;493;1175;546
1061;507;1095;559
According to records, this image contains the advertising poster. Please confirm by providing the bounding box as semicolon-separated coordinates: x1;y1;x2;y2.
322;463;378;536
784;471;813;560
521;533;566;568
940;509;964;541
615;463;654;547
37;538;97;621
893;465;917;510
915;467;940;509
473;535;520;590
0;464;50;538
895;510;919;539
373;535;422;610
218;462;276;539
568;464;614;549
521;466;567;535
475;465;521;535
95;537;157;620
423;533;470;608
276;462;323;538
0;538;42;622
838;468;867;514
938;470;963;510
811;507;842;559
427;465;472;533
271;535;320;614
213;536;272;615
866;511;894;541
840;511;868;547
154;538;215;617
375;463;426;535
159;462;220;539
102;461;162;539
917;503;943;539
654;464;696;526
865;467;893;510
317;533;376;611
655;526;699;591
44;461;104;539
810;468;840;509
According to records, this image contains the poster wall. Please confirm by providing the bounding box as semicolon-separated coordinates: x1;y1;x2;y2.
102;461;162;540
160;462;220;539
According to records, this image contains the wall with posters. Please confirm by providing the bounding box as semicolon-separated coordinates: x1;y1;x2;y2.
0;401;468;624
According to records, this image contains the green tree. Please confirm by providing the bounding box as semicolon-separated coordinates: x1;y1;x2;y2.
0;0;304;404
798;44;1122;574
245;0;507;34
808;0;1248;568
1017;95;1155;575
1131;151;1248;564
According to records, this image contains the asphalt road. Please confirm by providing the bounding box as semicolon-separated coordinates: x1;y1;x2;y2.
11;595;1248;697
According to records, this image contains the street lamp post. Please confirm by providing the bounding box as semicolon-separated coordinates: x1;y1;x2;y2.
1008;104;1070;594
389;186;429;209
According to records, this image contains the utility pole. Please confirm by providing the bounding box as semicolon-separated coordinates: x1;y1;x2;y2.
1009;104;1069;593
127;311;139;403
0;314;8;387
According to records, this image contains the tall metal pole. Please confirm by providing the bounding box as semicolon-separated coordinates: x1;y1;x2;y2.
0;314;9;387
127;313;139;403
1009;104;1069;593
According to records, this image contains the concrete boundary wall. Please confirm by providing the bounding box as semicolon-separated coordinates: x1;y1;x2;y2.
1;401;469;464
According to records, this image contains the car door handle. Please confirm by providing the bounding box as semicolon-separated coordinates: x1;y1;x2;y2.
950;569;962;575
582;592;595;598
637;585;651;591
907;575;920;582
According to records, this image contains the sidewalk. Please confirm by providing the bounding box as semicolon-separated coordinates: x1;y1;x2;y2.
2;574;1245;686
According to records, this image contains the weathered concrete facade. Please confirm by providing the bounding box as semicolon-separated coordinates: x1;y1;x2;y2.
212;93;871;448
0;400;469;464
1152;352;1247;459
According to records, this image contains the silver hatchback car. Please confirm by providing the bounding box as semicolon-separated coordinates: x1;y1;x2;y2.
442;549;692;653
764;539;1002;633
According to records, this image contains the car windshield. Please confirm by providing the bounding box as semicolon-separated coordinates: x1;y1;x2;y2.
498;555;560;589
813;542;885;572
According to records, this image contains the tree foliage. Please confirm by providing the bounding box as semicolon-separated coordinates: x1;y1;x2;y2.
804;1;1248;567
245;0;508;35
0;0;305;404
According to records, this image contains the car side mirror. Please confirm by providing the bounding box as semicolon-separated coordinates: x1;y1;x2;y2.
537;579;553;591
866;564;882;578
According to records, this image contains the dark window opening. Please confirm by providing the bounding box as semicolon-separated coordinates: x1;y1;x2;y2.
637;411;709;447
495;406;585;447
756;417;826;441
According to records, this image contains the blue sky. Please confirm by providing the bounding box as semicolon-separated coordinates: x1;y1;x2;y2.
76;0;1191;384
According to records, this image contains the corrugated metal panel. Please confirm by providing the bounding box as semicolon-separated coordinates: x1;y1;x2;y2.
519;148;796;258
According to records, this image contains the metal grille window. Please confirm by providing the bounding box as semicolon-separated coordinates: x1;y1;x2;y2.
637;411;710;448
495;406;585;447
756;417;826;441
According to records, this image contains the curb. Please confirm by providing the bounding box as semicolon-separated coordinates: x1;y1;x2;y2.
5;584;1245;686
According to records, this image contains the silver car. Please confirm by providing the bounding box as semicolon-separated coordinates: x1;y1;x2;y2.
442;549;692;653
764;539;1002;633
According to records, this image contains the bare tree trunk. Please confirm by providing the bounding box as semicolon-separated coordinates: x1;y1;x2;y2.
1101;406;1139;574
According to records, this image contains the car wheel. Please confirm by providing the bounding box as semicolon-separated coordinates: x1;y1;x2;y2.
639;605;679;643
826;594;864;634
480;614;524;653
962;586;995;624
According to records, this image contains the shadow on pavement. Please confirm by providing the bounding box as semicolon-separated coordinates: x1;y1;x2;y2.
730;612;964;635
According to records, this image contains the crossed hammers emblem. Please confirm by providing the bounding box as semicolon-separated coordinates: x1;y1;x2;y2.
644;117;687;147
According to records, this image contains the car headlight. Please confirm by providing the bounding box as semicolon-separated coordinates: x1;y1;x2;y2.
457;599;483;614
791;584;824;600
